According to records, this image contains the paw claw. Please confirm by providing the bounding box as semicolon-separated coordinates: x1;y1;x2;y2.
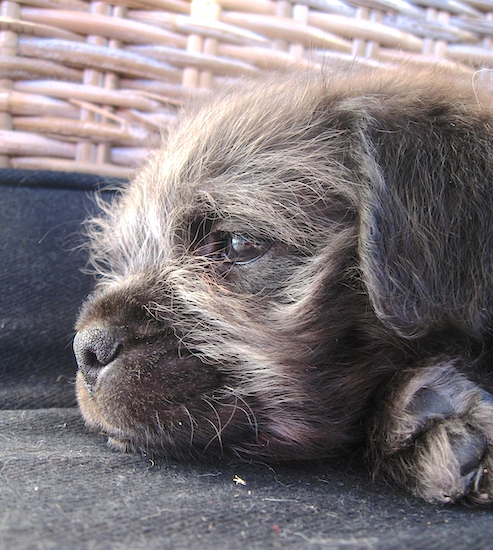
450;430;488;476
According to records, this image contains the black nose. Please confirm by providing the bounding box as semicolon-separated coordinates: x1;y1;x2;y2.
73;327;123;391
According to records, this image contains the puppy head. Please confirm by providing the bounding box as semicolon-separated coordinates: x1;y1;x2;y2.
74;67;493;460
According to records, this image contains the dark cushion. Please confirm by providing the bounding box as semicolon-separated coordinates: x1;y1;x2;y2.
0;169;109;408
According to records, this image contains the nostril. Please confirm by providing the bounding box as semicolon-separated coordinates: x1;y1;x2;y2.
73;327;124;389
79;348;110;371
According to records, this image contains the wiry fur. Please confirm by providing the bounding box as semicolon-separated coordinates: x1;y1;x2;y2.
74;65;493;505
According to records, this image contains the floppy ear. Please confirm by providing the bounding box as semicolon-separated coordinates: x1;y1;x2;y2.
355;94;493;338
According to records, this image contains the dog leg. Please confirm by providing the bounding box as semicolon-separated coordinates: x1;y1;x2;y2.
373;360;493;504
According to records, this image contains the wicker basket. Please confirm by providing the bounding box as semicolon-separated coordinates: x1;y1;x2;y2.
1;0;493;178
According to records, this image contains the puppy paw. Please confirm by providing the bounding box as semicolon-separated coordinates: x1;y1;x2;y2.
375;362;493;504
405;414;492;504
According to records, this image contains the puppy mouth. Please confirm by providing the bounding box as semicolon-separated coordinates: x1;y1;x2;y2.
73;326;251;456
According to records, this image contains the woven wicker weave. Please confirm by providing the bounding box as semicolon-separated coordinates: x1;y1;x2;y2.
1;0;493;177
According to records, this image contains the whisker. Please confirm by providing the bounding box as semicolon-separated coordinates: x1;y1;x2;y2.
182;405;196;451
202;398;224;455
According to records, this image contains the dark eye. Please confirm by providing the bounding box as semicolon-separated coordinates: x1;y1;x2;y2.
197;231;271;264
227;234;271;263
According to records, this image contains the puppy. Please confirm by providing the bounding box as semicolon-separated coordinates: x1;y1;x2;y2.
74;65;493;505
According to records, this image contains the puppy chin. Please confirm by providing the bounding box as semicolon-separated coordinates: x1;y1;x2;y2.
76;372;127;448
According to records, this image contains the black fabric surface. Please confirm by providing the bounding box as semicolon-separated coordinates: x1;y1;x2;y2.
0;172;102;408
1;169;493;550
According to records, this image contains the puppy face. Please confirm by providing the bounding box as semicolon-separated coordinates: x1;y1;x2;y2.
74;66;493;464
